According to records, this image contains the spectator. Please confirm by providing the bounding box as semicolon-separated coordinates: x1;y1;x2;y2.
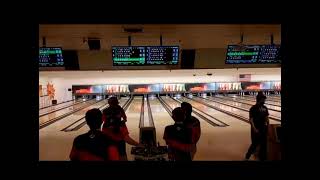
163;107;193;161
181;102;201;160
102;106;141;161
69;108;119;161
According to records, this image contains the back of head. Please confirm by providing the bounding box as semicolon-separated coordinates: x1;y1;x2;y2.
103;106;122;127
256;93;267;104
108;97;119;106
172;107;185;123
181;102;192;116
85;108;102;130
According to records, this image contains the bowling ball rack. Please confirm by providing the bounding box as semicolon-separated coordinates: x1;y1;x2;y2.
131;145;168;161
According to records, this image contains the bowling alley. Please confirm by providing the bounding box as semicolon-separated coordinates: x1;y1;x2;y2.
39;24;281;161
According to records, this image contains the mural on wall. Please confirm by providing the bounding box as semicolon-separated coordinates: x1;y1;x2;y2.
39;85;43;96
46;82;55;99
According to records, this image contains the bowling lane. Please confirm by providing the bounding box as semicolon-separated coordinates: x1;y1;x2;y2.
39;99;84;116
39;98;110;160
216;95;281;111
161;96;252;160
148;97;174;146
207;96;281;119
122;96;143;161
242;95;281;103
39;99;97;125
244;95;281;102
192;96;280;125
77;97;129;132
230;95;281;106
178;97;249;125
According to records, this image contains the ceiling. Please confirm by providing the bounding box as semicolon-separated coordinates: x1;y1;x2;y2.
39;24;281;49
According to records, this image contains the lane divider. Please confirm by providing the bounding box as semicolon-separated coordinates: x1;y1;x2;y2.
39;99;94;117
39;99;103;130
214;96;281;112
184;96;251;124
171;97;229;127
147;96;155;127
139;97;145;128
39;98;77;110
62;97;133;132
233;96;281;107
160;96;223;127
197;96;281;122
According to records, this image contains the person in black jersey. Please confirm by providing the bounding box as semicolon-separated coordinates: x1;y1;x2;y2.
245;92;270;161
163;107;193;161
181;102;201;160
69;108;119;161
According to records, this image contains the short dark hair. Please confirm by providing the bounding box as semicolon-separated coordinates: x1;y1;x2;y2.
256;93;267;102
85;108;102;130
108;97;119;106
172;107;185;122
181;102;192;115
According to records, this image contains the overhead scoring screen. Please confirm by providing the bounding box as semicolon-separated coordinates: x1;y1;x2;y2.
145;46;179;65
112;46;145;65
225;44;281;64
39;47;64;67
112;46;179;66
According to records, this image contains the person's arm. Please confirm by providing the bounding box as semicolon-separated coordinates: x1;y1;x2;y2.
124;135;140;146
249;108;258;133
192;121;201;143
163;126;193;152
120;125;141;146
249;117;259;133
69;145;78;161
165;139;194;152
121;109;127;122
102;128;123;141
265;109;270;126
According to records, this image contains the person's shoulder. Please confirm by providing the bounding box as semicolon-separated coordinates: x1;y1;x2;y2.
191;116;200;122
73;133;89;146
250;104;258;110
262;105;268;109
165;125;175;131
74;133;88;141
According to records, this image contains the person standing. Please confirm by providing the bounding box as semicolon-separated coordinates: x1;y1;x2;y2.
163;107;193;161
102;106;141;161
245;93;269;161
181;102;201;160
69;109;119;161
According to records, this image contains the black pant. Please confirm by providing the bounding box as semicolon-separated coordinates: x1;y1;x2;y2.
245;127;267;160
